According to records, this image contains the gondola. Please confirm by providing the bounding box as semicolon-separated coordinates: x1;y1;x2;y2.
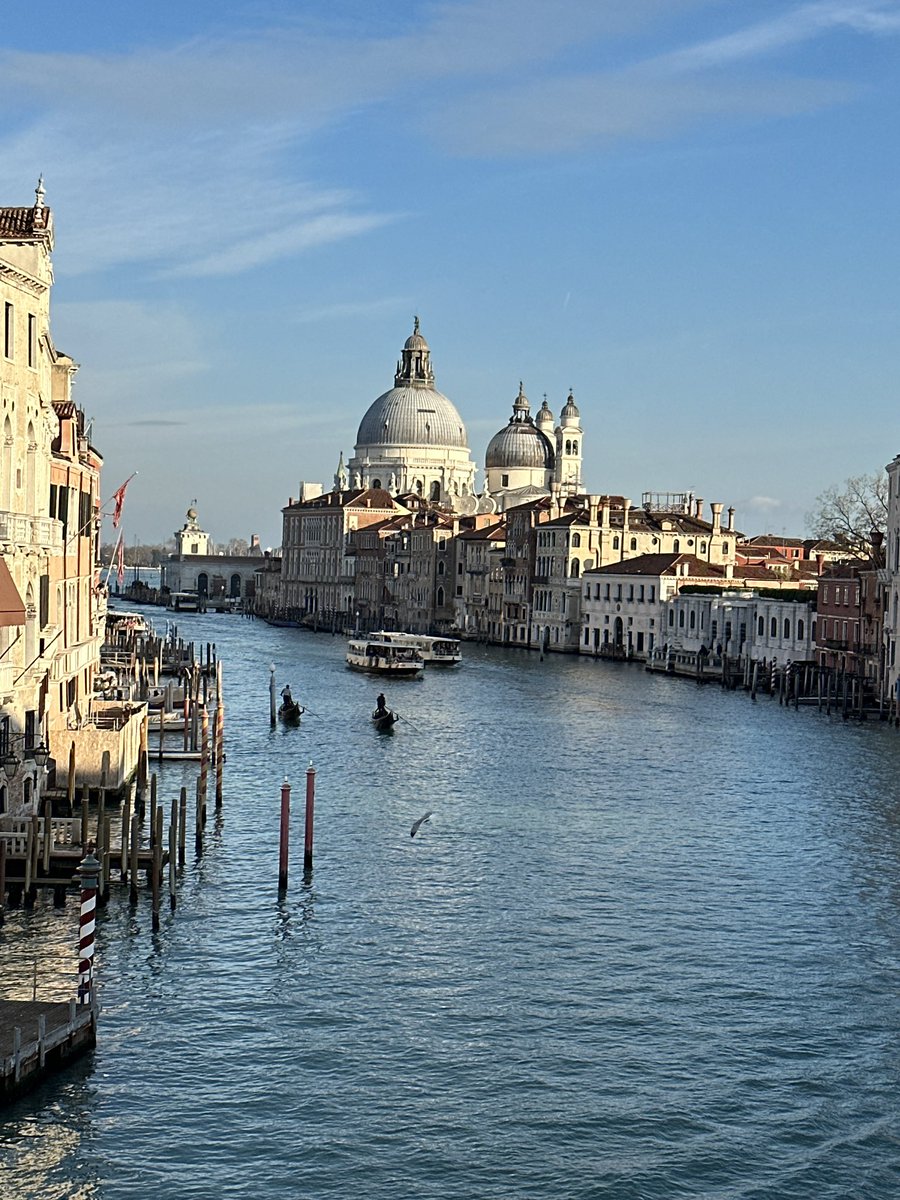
279;698;304;724
372;708;397;731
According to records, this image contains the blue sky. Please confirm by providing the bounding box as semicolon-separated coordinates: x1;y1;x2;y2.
2;0;898;547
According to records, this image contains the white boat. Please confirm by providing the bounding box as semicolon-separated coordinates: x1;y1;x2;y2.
346;637;423;677
167;591;201;613
369;631;462;666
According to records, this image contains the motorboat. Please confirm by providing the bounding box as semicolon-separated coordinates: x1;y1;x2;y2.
346;638;423;677
368;631;461;666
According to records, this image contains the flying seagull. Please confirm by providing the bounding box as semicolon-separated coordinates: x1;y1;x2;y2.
410;811;433;838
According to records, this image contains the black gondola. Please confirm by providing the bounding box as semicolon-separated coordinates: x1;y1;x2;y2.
279;698;304;723
372;708;397;731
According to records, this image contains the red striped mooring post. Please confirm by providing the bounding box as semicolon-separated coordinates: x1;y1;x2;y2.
77;850;101;1006
304;762;316;873
278;778;291;893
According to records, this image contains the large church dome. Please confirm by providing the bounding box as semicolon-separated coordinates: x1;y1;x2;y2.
355;318;468;450
348;319;477;504
485;383;555;470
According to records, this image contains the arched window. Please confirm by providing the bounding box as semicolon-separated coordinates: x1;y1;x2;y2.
798;619;805;640
723;542;729;555
26;421;37;514
770;617;777;637
415;479;424;496
673;539;680;553
230;574;241;598
437;560;445;576
612;536;620;550
565;440;572;456
23;777;33;811
668;609;674;626
372;478;382;490
689;610;696;630
572;533;581;548
757;616;764;635
700;542;707;554
430;481;441;501
630;538;637;551
811;620;816;641
570;560;580;578
0;783;6;815
436;586;444;607
1;417;13;508
783;618;791;639
572;440;578;455
679;609;685;628
197;573;209;597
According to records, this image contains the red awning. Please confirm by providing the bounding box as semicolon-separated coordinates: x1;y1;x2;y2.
0;558;26;627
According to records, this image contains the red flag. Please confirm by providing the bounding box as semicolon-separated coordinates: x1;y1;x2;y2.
112;479;130;528
116;539;125;586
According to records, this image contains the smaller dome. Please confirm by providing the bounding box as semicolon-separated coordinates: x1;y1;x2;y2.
561;391;580;420
486;422;555;470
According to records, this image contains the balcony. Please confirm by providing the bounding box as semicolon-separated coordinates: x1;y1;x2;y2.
823;638;848;651
0;510;64;553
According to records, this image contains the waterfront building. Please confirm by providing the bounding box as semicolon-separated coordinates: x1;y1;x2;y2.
280;486;403;627
884;453;900;703
251;552;282;619
816;557;884;698
380;507;457;634
1;181;113;810
346;320;477;506
453;518;506;640
161;506;265;604
750;593;817;666
580;553;731;661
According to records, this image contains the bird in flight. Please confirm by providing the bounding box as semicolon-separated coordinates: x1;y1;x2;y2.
410;811;433;838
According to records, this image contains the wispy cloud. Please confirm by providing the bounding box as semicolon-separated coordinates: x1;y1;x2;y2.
661;0;900;71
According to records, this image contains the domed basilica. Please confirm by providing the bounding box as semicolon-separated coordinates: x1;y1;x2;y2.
339;320;585;512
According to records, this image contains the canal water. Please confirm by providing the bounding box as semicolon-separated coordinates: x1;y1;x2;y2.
2;613;900;1199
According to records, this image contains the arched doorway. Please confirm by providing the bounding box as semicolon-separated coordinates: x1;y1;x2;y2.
230;574;241;598
614;616;624;649
197;573;209;598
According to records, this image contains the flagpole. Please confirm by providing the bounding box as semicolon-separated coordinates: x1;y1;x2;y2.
104;530;124;588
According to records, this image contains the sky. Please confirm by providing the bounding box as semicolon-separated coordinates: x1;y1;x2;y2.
2;0;899;548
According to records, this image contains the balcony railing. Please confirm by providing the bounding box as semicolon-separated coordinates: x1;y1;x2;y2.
0;510;64;552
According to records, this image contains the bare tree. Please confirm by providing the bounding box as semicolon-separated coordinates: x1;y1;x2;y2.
806;470;888;559
225;537;249;556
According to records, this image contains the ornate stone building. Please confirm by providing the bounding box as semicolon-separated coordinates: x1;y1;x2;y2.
346;319;477;506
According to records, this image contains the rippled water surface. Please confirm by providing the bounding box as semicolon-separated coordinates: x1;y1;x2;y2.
3;613;900;1199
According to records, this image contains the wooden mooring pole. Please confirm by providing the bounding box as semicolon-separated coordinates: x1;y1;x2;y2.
278;778;291;893
269;665;277;728
304;763;316;874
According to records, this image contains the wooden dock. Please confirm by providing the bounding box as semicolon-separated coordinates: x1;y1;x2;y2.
0;998;96;1102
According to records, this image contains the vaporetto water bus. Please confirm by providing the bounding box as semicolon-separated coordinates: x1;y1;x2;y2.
369;631;462;666
346;637;424;677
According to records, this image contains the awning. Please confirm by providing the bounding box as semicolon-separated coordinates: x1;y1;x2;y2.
0;558;26;627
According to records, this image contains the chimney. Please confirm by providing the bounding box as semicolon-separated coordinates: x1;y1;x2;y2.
601;497;610;529
550;481;561;520
816;553;825;575
588;494;600;527
695;497;704;519
711;502;723;533
727;506;735;533
623;498;631;534
250;534;260;551
725;562;733;579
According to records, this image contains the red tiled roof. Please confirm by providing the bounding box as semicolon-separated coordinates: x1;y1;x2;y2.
0;207;51;240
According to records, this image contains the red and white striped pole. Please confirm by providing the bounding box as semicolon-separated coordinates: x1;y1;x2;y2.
304;762;316;873
77;851;101;1007
278;778;291;893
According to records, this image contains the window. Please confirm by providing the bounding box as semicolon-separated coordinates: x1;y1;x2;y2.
673;539;680;553
700;542;707;554
630;537;637;551
723;542;729;555
27;314;36;367
679;609;685;628
437;587;444;606
572;533;581;548
570;560;580;578
437;561;445;576
501;474;509;487
604;583;610;600
783;618;791;639
612;536;620;550
638;585;644;601
798;619;805;640
649;586;656;602
3;302;12;359
757;616;764;635
689;610;696;630
572;440;578;454
770;617;777;637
